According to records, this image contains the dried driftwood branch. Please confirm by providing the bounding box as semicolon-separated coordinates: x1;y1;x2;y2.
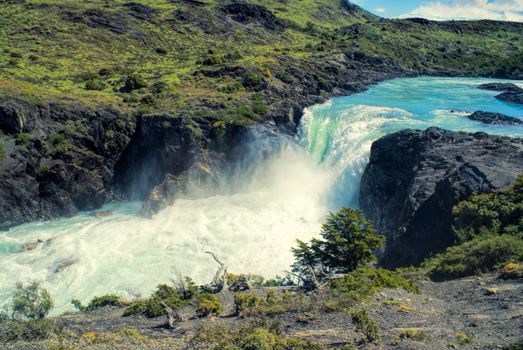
205;251;228;293
161;301;182;329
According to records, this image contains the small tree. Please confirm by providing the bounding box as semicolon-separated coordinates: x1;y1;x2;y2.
291;208;384;288
11;281;53;320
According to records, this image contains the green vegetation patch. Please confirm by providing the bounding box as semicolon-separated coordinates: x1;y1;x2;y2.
453;174;523;242
191;319;322;350
427;235;523;280
330;267;420;301
124;280;198;317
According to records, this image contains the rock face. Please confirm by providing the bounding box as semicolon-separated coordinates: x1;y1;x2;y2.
359;127;523;267
114;115;250;217
0;98;134;229
466;111;522;125
478;82;523;105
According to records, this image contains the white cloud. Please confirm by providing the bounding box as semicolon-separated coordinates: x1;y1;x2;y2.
375;7;386;13
399;0;523;22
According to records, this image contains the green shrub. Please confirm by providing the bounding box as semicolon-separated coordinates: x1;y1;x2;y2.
15;133;31;146
234;293;262;317
85;80;106;91
351;309;380;343
122;300;147;317
251;95;268;115
219;81;243;94
330;267;419;302
398;329;430;342
0;143;4;160
49;132;72;155
11;281;53;320
227;273;265;288
202;55;224;66
275;71;293;84
124;283;194;318
428;235;523;280
149;81;168;95
453;174;523;242
243;72;266;88
71;299;85;312
291;208;384;289
0;318;63;343
196;294;222;318
192;320;321;349
86;294;121;311
121;74;147;92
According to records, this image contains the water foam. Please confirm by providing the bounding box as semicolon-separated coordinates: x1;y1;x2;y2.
0;133;332;314
1;77;522;314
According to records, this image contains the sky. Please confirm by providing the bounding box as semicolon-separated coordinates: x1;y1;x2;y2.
351;0;523;22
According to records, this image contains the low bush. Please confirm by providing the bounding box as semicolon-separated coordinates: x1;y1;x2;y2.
499;262;523;280
85;294;122;311
85;80;106;91
330;267;419;302
124;283;195;318
453;174;523;242
275;71;293;84
121;74;147;92
351;309;380;343
428;235;523;280
11;281;53;320
191;319;321;350
398;329;430;342
234;293;262;317
227;273;265;289
15;133;31;146
0;318;63;343
196;294;222;318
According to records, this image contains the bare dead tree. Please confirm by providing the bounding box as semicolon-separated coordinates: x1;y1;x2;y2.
160;301;182;328
205;251;228;293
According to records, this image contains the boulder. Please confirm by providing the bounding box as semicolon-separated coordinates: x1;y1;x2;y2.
495;90;523;105
359;127;523;267
478;82;523;105
466;111;522;125
478;82;521;92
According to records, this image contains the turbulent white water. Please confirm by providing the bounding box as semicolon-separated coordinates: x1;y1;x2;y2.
1;77;522;314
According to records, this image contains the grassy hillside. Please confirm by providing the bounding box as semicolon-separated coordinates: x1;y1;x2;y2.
0;0;521;123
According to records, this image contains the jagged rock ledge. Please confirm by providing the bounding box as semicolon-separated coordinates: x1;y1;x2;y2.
478;82;523;105
466;110;522;125
360;127;523;267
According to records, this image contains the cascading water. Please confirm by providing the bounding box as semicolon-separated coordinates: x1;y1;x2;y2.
1;77;522;314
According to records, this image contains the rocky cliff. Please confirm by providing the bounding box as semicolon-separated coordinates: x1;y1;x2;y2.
359;127;523;267
0;98;134;229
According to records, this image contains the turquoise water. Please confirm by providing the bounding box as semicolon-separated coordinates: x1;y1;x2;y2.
299;77;523;208
0;77;522;314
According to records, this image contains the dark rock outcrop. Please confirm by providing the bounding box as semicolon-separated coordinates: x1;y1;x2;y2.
0;98;134;229
220;3;286;31
114;115;249;217
478;82;521;92
478;82;523;105
496;90;523;105
466;111;522;125
360;127;523;267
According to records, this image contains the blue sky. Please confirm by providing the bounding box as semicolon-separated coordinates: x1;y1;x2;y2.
351;0;523;22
